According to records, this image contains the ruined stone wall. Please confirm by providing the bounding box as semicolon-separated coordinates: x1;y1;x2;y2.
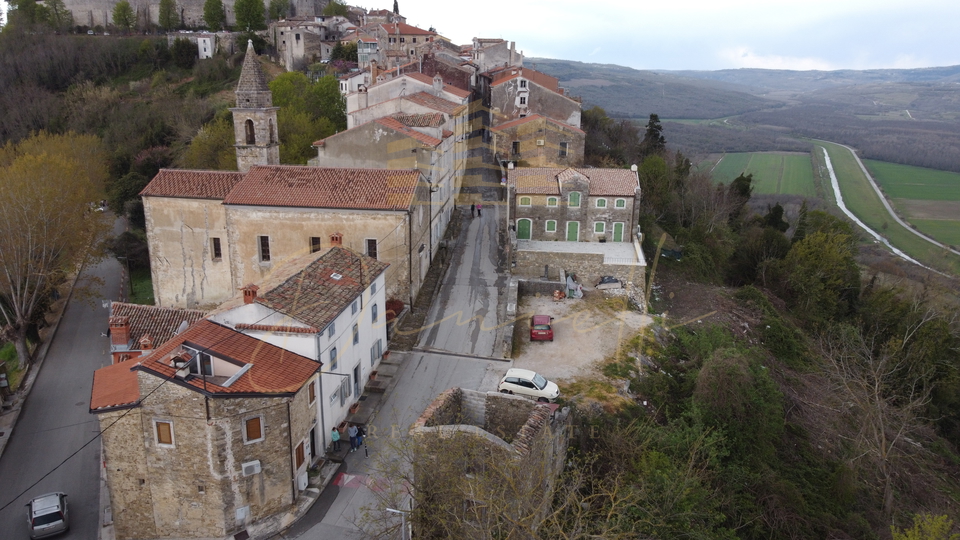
513;249;644;285
492;79;581;128
495;117;585;168
484;391;535;443
65;0;237;28
144;196;234;309
99;408;158;540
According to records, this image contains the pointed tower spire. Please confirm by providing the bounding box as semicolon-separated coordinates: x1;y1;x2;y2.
230;40;280;172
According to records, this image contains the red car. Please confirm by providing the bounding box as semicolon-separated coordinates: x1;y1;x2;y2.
530;315;554;342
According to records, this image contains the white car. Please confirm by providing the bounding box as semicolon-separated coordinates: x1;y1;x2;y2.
497;368;560;402
26;492;69;539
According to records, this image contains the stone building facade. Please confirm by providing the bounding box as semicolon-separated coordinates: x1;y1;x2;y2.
492;115;585;168
409;388;570;538
489;67;581;128
90;320;321;540
230;41;280;173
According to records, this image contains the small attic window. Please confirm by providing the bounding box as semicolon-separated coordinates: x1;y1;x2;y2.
331;273;343;280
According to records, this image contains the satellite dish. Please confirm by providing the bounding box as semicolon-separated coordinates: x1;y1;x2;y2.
175;320;189;335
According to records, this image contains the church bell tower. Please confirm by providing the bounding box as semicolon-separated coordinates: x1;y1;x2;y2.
231;40;280;172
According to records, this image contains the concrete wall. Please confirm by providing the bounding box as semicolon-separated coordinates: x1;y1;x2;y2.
143;196;234;309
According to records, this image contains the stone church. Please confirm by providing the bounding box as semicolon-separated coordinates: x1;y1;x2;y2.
142;41;446;309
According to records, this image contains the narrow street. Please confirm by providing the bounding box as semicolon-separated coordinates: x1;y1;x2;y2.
0;219;125;540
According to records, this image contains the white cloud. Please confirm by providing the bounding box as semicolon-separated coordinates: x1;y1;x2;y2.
717;47;835;71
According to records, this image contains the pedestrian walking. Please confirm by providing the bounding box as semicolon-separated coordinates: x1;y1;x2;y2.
357;425;365;447
347;423;359;452
477;203;482;217
331;428;341;452
470;203;475;216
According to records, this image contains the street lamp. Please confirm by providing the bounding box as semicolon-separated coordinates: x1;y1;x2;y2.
386;507;409;540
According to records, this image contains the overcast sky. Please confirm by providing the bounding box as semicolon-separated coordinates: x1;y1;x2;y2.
394;0;960;71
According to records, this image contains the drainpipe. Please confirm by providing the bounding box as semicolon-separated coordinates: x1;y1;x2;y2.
315;333;326;454
287;401;296;503
407;209;414;306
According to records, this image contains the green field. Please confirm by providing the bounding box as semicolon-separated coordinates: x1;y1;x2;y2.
909;220;960;246
818;141;960;274
709;152;816;196
863;160;960;201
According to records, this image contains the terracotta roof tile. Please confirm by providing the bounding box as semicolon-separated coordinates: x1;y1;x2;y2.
374;117;442;146
134;320;319;396
493;114;585;135
111;302;206;347
507;167;639;196
256;246;389;331
141;169;245;199
90;361;140;411
222;165;421;210
490;67;560;93
392;112;445;128
379;22;436;36
235;323;319;334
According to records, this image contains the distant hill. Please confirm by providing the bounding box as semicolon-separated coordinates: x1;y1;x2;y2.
528;58;780;120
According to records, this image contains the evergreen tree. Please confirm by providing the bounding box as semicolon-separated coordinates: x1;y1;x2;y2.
792;200;809;244
639;113;666;157
234;0;266;31
763;202;789;232
202;0;226;30
158;0;179;30
393;0;399;14
268;0;288;21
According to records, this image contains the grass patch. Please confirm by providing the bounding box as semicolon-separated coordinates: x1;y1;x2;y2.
910;219;960;247
1;342;24;391
561;378;632;412
864;159;960;201
129;267;155;305
710;152;815;197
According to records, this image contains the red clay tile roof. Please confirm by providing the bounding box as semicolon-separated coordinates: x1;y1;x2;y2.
141;169;245;199
222;165;421;210
374;117;443;146
255;246;389;331
134;319;319;396
380;22;436;36
235;323;319;334
490;67;560;93
508;167;639;196
392;112;445;128
403;92;465;115
111;302;206;348
493;114;585;135
404;73;471;98
90;361;140;411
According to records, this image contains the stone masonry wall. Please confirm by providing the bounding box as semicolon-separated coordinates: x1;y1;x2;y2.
99;408;158;540
484;392;536;445
513;250;644;286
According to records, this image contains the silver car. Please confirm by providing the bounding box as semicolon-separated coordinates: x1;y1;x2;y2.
26;492;69;539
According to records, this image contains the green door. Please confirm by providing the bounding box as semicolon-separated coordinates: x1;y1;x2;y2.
517;219;532;240
566;221;579;241
613;222;624;242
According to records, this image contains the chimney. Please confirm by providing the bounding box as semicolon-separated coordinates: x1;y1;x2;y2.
110;316;131;348
330;232;343;247
139;334;154;352
241;284;260;304
359;87;368;109
507;162;515;170
433;74;443;95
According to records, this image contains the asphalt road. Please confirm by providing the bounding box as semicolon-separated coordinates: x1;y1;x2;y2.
0;232;122;539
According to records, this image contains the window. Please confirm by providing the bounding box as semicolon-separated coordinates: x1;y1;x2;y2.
372;303;378;323
519;96;527;105
244;119;255;144
399;37;405;42
370;338;383;366
512;141;520;154
412;37;417;43
295;33;300;41
258;236;271;262
188;352;213;376
310;237;322;253
559;141;568;158
351;300;358;315
389;37;396;43
568;192;581;207
547;197;558;207
155;420;174;447
545;220;557;232
366;239;378;260
595;222;606;234
308;380;316;404
352;323;359;345
211;238;222;261
596;198;607;208
519;79;527;88
615;198;627;209
339;376;351;405
296;441;305;468
371;282;377;294
244;416;264;443
330;387;340;405
327;322;335;338
330;347;338;370
518;196;532;206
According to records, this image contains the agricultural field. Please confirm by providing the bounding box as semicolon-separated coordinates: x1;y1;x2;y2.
707;152;816;196
862;159;960;248
818;141;960;274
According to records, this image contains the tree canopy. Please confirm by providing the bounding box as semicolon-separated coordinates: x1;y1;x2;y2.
0;132;109;369
322;0;349;16
158;0;179;30
234;0;266;31
202;0;227;30
111;1;136;33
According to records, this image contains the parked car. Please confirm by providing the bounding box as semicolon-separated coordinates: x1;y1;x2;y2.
530;315;554;341
498;368;560;402
26;492;69;539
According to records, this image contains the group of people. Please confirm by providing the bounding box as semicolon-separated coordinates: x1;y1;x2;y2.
470;203;482;217
331;423;366;453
